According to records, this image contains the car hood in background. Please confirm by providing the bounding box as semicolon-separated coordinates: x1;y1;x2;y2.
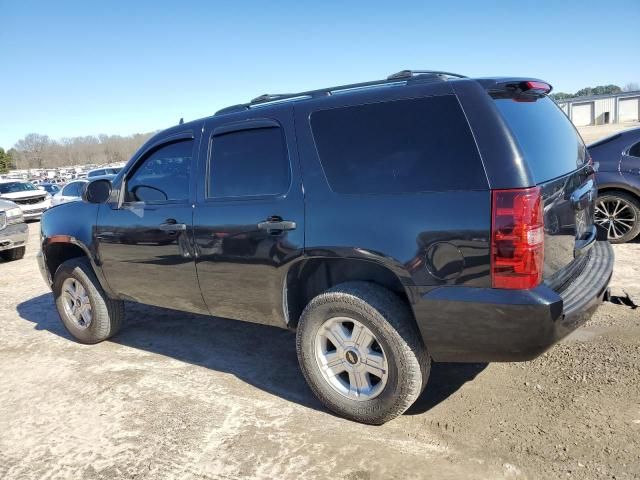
0;191;47;200
0;198;20;210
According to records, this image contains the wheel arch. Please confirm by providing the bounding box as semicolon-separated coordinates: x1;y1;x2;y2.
283;256;415;329
43;237;115;298
598;185;640;202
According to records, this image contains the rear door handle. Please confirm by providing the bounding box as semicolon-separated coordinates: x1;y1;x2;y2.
257;217;296;233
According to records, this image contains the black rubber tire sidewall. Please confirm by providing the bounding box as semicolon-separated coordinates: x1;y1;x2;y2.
0;246;26;261
296;282;429;425
53;258;123;344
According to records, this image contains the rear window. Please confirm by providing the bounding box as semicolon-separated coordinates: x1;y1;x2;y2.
311;95;487;194
493;96;586;183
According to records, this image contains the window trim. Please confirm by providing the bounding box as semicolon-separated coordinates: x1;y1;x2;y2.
205;121;293;202
625;140;640;158
119;132;195;208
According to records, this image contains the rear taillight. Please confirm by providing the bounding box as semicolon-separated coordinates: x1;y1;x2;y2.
491;187;544;289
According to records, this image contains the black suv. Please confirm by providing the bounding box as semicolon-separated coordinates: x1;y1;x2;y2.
38;70;614;424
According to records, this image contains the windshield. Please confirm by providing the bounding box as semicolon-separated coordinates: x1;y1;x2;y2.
493;96;587;183
0;182;39;194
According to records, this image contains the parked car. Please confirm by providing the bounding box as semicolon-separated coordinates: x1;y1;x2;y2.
38;71;613;424
0;199;28;261
39;183;62;196
87;167;121;178
51;175;115;207
0;180;52;220
588;127;640;243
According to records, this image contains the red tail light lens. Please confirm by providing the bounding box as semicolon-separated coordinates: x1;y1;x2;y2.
491;187;544;289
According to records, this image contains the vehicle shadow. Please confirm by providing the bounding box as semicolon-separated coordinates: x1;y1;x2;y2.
17;293;485;419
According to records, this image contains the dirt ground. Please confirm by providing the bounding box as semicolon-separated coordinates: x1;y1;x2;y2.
577;122;640;144
1;219;639;480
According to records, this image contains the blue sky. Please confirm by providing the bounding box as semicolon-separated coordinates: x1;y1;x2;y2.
2;0;639;150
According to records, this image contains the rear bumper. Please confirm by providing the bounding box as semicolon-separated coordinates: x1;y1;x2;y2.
0;222;28;252
414;241;614;362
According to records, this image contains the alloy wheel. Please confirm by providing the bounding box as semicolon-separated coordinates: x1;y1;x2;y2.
61;278;92;329
314;316;389;401
594;197;637;240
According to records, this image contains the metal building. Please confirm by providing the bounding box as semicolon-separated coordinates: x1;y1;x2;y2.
556;91;640;126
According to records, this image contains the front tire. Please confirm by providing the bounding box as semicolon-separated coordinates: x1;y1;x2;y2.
0;246;26;261
296;281;430;424
595;192;640;244
53;258;124;344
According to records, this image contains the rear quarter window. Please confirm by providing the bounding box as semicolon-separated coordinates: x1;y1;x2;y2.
310;95;487;194
493;96;587;183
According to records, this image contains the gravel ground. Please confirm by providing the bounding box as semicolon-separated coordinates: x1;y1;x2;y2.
0;222;638;480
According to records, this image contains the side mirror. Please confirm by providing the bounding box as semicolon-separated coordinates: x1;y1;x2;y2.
83;179;112;204
131;185;168;202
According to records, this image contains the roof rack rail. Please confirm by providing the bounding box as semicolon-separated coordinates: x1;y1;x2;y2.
214;70;466;115
387;70;467;80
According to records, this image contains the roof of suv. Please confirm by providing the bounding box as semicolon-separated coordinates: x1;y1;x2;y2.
214;70;468;116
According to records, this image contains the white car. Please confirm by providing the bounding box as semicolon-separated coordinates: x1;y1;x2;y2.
51;179;88;206
0;180;52;220
51;175;115;207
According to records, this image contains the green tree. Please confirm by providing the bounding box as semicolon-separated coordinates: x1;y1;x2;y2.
574;85;622;97
550;92;574;101
0;148;11;173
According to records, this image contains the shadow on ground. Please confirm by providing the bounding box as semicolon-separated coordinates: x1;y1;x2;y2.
17;293;485;419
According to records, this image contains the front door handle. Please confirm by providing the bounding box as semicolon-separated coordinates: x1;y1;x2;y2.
257;217;296;233
159;219;187;232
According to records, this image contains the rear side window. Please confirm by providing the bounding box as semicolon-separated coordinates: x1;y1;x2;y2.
493;96;586;183
629;141;640;157
209;127;290;198
310;95;486;194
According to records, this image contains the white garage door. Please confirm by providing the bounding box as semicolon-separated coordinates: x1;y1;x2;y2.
619;97;640;123
571;102;593;126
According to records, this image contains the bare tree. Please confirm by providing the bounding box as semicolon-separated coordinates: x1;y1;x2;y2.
14;133;51;168
623;82;640;92
12;131;155;170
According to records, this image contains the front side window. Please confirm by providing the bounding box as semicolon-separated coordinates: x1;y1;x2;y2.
310;95;486;194
126;139;192;202
208;127;290;198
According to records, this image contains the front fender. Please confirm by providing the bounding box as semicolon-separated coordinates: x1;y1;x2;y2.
39;202;115;297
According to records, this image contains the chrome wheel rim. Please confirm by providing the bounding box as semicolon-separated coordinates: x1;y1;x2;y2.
61;278;92;329
314;317;389;401
595;198;637;240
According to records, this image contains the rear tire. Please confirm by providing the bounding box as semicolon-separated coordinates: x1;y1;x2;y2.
53;257;124;344
595;192;640;244
296;281;430;425
0;246;26;261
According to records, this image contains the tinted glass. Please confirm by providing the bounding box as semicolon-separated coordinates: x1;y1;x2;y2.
0;182;38;194
127;139;192;202
209;127;290;198
493;96;586;183
629;141;640;157
88;169;105;177
63;182;84;197
310;95;486;194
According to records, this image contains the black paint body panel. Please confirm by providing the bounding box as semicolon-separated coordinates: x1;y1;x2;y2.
38;75;614;363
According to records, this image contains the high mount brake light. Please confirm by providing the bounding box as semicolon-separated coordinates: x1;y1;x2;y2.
491;187;544;289
523;81;552;94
